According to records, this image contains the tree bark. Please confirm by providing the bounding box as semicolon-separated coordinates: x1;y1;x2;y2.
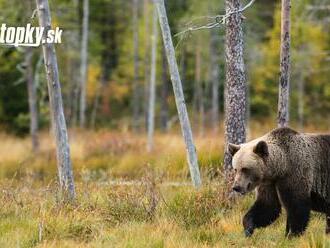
25;47;39;152
79;0;89;128
277;0;291;128
36;0;75;200
155;0;202;187
132;0;141;131
210;28;220;133
147;5;158;152
223;0;247;171
160;44;169;132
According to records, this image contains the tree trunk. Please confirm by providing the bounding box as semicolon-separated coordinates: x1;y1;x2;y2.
36;0;75;200
132;0;140;131
277;0;291;128
223;0;247;171
25;47;39;152
155;0;202;187
79;0;89;128
160;45;169;132
210;28;220;133
147;5;158;152
193;40;204;136
144;0;150;131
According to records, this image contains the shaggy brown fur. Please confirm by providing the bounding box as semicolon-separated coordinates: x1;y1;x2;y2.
229;127;330;237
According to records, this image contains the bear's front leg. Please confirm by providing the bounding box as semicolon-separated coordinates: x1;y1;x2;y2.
243;185;281;237
276;183;311;237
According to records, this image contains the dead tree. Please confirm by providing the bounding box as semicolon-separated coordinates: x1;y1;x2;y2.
132;0;141;130
160;45;169;131
223;0;247;171
35;0;75;199
155;0;202;187
25;47;39;152
277;0;291;127
144;0;151;131
79;0;89;128
147;5;158;152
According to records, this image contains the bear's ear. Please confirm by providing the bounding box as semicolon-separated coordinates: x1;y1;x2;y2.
253;141;269;158
228;143;240;156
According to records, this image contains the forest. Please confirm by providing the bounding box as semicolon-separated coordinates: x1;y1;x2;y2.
0;0;329;247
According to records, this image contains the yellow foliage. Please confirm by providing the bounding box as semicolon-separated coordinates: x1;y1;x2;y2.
87;64;101;102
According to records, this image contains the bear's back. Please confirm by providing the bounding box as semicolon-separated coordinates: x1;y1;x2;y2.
267;127;330;203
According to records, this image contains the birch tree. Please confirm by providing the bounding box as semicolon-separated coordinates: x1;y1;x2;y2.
160;45;169;132
223;0;247;171
35;0;75;199
277;0;291;128
25;47;39;152
147;5;158;152
79;0;89;128
132;0;140;130
155;0;201;187
144;0;150;131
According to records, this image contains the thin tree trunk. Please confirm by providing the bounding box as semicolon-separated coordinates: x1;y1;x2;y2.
25;47;39;152
210;28;220;132
193;40;204;136
132;0;140;131
147;6;158;152
223;0;247;171
69;0;80;127
144;0;150;131
90;75;105;129
277;0;291;128
160;44;169;132
79;0;89;128
36;0;75;200
155;0;202;187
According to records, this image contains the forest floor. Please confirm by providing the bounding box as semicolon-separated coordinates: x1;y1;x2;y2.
1;122;330;248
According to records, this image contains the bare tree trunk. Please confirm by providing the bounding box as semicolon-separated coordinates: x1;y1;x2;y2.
90;75;105;129
210;28;220;132
25;47;39;152
36;0;75;200
79;0;89;128
277;0;291;128
144;0;150;131
223;0;247;171
67;0;80;127
147;6;158;152
132;0;140;131
160;45;169;132
193;40;204;136
155;0;202;187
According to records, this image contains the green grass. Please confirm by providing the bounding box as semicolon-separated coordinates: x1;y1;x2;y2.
0;180;330;248
1;127;330;247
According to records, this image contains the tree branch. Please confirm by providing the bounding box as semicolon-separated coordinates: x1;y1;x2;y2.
174;0;255;37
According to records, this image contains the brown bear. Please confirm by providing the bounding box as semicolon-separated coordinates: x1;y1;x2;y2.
229;127;330;237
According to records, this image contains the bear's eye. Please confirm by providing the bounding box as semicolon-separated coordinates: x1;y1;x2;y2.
241;167;250;173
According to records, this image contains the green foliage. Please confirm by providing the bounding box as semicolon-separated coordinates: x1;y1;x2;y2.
0;0;328;131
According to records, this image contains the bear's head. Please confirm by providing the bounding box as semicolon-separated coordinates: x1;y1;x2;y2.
229;140;269;195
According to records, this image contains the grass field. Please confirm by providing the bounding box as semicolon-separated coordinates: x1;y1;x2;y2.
1;123;330;247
